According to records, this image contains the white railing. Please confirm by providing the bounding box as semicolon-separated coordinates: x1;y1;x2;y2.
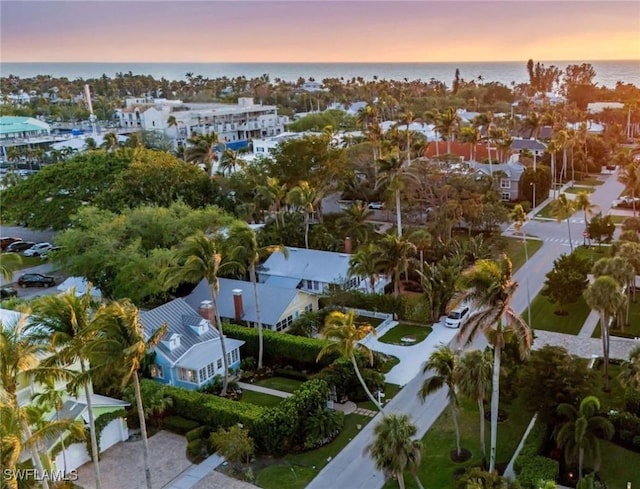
351;308;395;335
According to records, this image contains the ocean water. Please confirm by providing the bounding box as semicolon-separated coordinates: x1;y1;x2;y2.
1;60;639;88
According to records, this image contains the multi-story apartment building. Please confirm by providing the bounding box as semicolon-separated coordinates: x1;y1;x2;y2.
115;97;288;149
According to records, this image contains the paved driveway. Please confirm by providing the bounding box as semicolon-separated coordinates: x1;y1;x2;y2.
76;431;192;489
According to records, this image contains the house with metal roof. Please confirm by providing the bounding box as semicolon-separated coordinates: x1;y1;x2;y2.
0;116;50;141
257;247;361;294
185;277;319;333
140;298;244;390
469;160;528;202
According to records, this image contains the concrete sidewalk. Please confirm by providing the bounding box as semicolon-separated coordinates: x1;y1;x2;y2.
164;453;225;489
237;382;291;398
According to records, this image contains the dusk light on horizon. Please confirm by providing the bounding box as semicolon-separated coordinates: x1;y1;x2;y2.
1;0;639;63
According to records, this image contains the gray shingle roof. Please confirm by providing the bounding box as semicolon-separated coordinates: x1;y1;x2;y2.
511;138;547;151
258;247;351;285
471;161;526;180
184;277;301;326
140;298;220;365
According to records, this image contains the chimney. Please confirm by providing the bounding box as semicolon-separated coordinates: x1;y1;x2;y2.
198;300;215;322
232;289;244;321
344;237;352;254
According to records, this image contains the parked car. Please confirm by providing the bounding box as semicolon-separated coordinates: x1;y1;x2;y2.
0;237;22;250
23;242;54;257
445;305;471;329
0;286;18;299
614;196;640;209
5;241;35;253
39;246;63;260
17;273;56;288
368;201;385;210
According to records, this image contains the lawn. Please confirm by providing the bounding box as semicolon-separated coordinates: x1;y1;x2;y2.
573;245;612;266
607;214;629;225
357;383;402;411
504;237;543;271
564;186;595;195
0;253;44;274
592;298;640;340
383;396;533;489
238;390;284;408
356;315;385;328
534;201;555;219
574;178;604;187
256;414;371;489
524;293;591;335
598;441;640;489
253;376;304;393
378;323;432;346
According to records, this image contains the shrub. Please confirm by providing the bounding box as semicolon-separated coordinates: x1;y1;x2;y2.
516;455;559;489
185;426;206;442
186;438;204;462
163;416;200;435
274;367;310;381
624;389;640;416
314;358;384;402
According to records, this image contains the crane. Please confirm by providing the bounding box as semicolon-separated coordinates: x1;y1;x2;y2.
84;84;97;137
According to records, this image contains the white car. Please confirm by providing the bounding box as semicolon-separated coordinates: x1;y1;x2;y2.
368;201;385;210
23;242;54;257
445;305;470;329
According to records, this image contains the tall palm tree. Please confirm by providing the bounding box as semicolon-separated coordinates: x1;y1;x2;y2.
419;345;462;457
436;107;461;154
287;180;323;249
335;202;374;247
94;300;167;489
164;232;231;395
554;396;614;479
0;317;56;489
376;153;408;237
218;148;244;176
101;132;119;152
575;191;599;226
455;257;532;472
457;349;493;461
459;126;480;161
584;276;626;391
618;162;640;217
551;193;576;252
366;414;424;489
29;290;104;489
257;177;288;228
510;204;533;327
618;345;640;391
224;222;287;369
371;235;417;300
349;244;381;293
317;310;384;413
185;132;219;177
592;256;635;328
166;115;179;141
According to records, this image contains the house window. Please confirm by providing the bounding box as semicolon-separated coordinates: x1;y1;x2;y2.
231;349;239;364
217;359;222;370
177;367;196;383
199;368;207;383
150;364;164;379
305;279;313;289
501;192;511;202
305;303;313;313
500;179;511;189
207;363;215;378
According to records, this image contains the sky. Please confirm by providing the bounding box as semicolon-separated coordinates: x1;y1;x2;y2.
1;0;639;63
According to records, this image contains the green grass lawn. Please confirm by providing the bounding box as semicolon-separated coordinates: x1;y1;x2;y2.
564;186;595;195
238;390;284;408
607;214;629;225
535;201;555;219
356;315;385;328
357;383;402;411
524;293;591;335
253;376;304;393
575;178;604;187
383;396;533;489
598;441;640;489
573;245;612;266
504;237;543;271
256;414;371;489
592;298;640;340
0;253;45;274
378;323;432;346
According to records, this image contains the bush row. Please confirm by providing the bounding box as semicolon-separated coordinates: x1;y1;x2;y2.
319;290;430;323
609;410;640;452
514;420;558;488
223;323;337;371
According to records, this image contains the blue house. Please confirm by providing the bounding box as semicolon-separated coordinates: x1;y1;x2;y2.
141;298;244;390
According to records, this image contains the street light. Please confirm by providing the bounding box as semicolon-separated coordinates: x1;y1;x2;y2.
530;182;536;211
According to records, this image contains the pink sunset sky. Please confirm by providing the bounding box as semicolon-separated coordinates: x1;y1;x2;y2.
1;0;639;63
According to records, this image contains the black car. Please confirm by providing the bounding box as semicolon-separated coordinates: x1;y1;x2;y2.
0;286;18;299
5;241;35;253
0;237;22;250
17;273;56;288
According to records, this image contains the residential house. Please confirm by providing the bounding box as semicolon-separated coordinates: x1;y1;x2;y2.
511;138;547;159
469;160;527;202
185;277;319;333
257;247;361;294
140;298;244;390
1;308;130;476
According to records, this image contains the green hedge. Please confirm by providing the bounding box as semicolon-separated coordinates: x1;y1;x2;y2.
223;323;337;370
319;290;430;323
163;416;200;435
514;419;558;488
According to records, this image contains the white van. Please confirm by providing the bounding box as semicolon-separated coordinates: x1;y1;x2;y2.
445;305;470;329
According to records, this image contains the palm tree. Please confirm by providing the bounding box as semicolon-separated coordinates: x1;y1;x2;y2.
436;107;461;154
618;345;640;391
551;193;576;252
459;126;481;161
335;202;374;247
366;414;424;489
185;132;219;177
287;181;323;249
457;349;493;461
218;148;243;176
618;162;640;217
94;300;167;489
29;290;104;489
0;252;21;282
101;132;119;152
554;396;614;479
575;191;599;226
376;153;407;237
455;256;532;472
257;177;288;228
419;345;462;457
349;243;381;293
167;115;179;141
510;204;533;327
372;235;416;300
592;256;634;328
583;276;626;391
317;310;384;412
0;317;57;489
224;222;287;369
164;232;231;395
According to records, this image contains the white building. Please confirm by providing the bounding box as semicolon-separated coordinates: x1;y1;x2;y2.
115;97;288;149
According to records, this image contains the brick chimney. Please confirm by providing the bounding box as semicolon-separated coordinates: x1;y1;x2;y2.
232;289;244;321
198;300;215;322
344;236;352;254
